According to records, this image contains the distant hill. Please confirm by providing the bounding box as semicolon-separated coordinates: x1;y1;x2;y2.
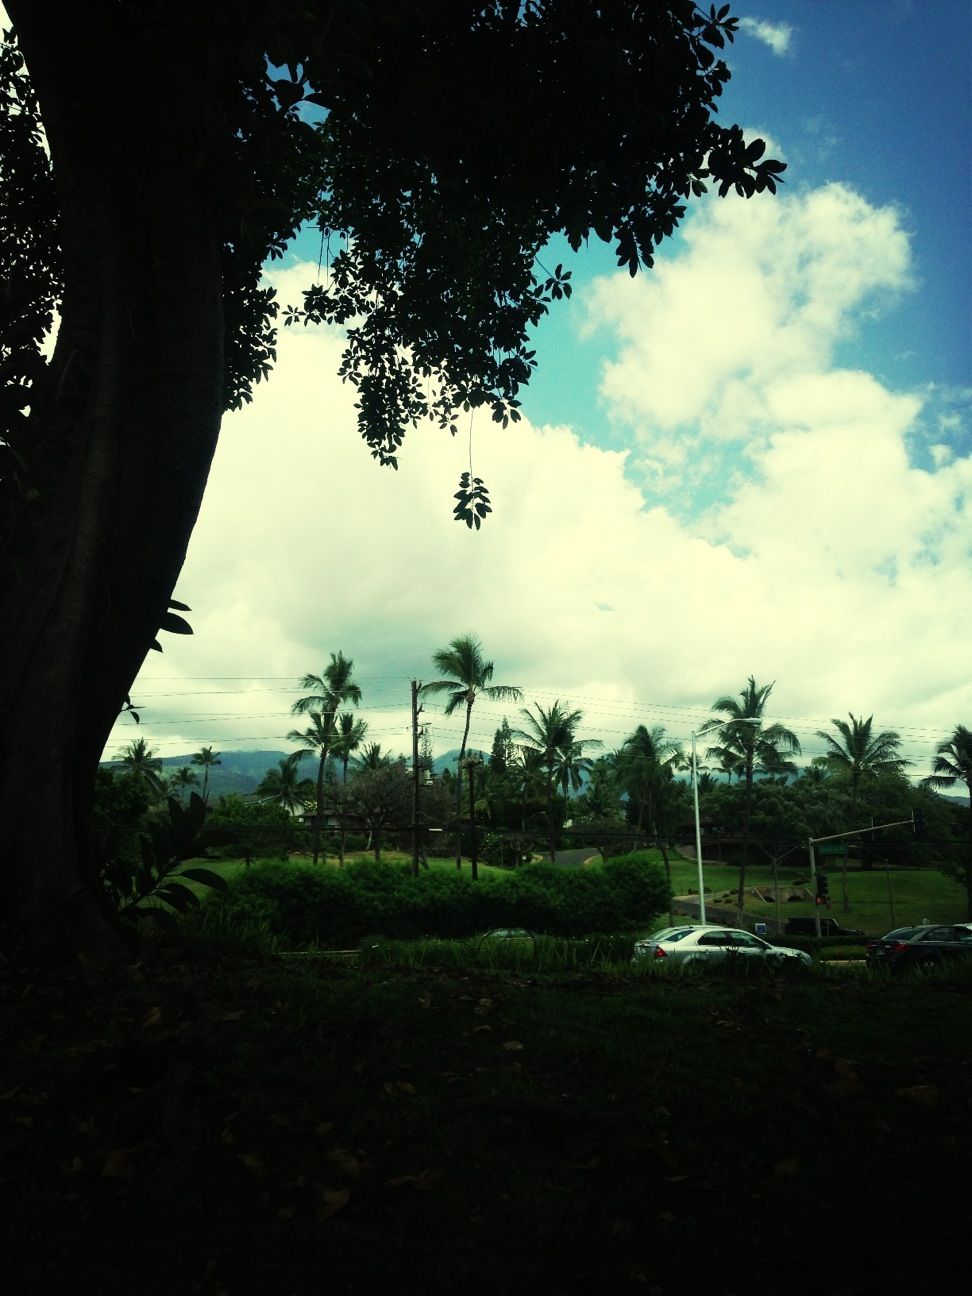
102;750;292;800
101;746;504;798
432;749;490;776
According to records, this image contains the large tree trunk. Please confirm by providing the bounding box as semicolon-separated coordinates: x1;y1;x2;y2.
0;3;226;959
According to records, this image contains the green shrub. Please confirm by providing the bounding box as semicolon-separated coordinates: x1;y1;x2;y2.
207;852;671;948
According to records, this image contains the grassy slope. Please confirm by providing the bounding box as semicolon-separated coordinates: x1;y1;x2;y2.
3;948;969;1293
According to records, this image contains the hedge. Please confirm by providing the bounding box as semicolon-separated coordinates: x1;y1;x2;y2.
203;852;670;947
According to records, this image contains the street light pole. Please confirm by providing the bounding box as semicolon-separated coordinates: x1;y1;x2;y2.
692;731;706;924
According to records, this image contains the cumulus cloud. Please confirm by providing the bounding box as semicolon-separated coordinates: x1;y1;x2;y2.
118;182;970;774
585;183;912;497
739;17;794;56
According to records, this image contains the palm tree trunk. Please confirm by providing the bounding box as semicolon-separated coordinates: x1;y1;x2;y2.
737;762;754;921
454;698;473;870
652;811;674;926
468;764;479;882
314;753;327;865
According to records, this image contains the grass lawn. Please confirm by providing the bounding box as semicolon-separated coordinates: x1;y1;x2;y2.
2;942;969;1293
661;853;968;933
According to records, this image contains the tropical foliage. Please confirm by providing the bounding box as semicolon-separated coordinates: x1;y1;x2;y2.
814;713;909;808
511;700;601;860
256;755;315;816
290;652;362;862
422;635;522;869
700;676;802;915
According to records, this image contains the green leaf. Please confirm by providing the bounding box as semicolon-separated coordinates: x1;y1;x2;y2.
159;882;199;913
138;906;179;934
179;867;230;893
159;611;193;636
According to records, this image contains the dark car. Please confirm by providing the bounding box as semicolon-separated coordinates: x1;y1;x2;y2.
866;923;972;972
784;917;864;937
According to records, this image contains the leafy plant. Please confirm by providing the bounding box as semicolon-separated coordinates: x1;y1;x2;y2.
101;792;231;931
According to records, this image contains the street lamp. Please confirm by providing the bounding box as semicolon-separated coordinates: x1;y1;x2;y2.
691;730;706;923
691;717;761;926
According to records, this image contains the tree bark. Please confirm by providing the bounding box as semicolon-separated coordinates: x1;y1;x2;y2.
0;3;227;959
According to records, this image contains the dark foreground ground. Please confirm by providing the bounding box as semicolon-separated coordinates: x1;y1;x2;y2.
2;945;969;1295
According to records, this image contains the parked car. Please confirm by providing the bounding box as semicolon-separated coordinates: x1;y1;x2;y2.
784;917;864;937
865;923;972;972
632;925;812;968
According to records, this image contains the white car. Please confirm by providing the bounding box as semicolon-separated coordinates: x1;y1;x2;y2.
632;924;812;968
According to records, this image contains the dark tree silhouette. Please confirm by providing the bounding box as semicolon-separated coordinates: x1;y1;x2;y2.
0;2;784;958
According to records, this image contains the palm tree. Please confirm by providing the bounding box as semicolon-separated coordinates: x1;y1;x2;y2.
556;737;598;808
421;635;522;868
923;724;972;918
711;748;744;785
291;652;362;861
922;724;972;806
286;712;340;861
700;676;801;918
615;725;683;834
353;741;393;771
331;712;368;783
508;746;547;835
171;766;199;802
615;725;683;919
511;700;598;860
190;746;221;803
814;714;909;809
117;736;164;799
256;754;315;816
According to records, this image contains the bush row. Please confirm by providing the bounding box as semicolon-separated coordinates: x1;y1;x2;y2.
204;851;670;947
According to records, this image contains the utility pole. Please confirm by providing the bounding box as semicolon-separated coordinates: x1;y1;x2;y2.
410;680;422;878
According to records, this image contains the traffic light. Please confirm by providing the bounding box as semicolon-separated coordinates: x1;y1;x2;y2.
815;873;830;905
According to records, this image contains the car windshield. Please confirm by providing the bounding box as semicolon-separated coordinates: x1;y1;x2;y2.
660;928;697;943
882;927;920;941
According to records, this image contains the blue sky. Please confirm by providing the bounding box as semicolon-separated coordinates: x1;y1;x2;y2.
107;3;971;778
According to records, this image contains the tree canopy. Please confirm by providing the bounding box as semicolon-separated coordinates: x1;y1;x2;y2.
0;1;785;957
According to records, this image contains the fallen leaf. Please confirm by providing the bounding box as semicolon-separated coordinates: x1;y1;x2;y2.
658;1211;677;1222
383;1081;416;1096
315;1121;334;1136
221;1010;245;1022
418;993;432;1009
502;1040;524;1051
474;998;494;1016
385;1168;444;1191
317;1186;351;1220
141;1006;162;1029
237;1153;264;1174
327;1148;370;1177
772;1158;800;1179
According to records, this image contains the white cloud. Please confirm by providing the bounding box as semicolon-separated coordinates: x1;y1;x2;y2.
739;17;794;57
117;181;970;776
586;183;912;485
